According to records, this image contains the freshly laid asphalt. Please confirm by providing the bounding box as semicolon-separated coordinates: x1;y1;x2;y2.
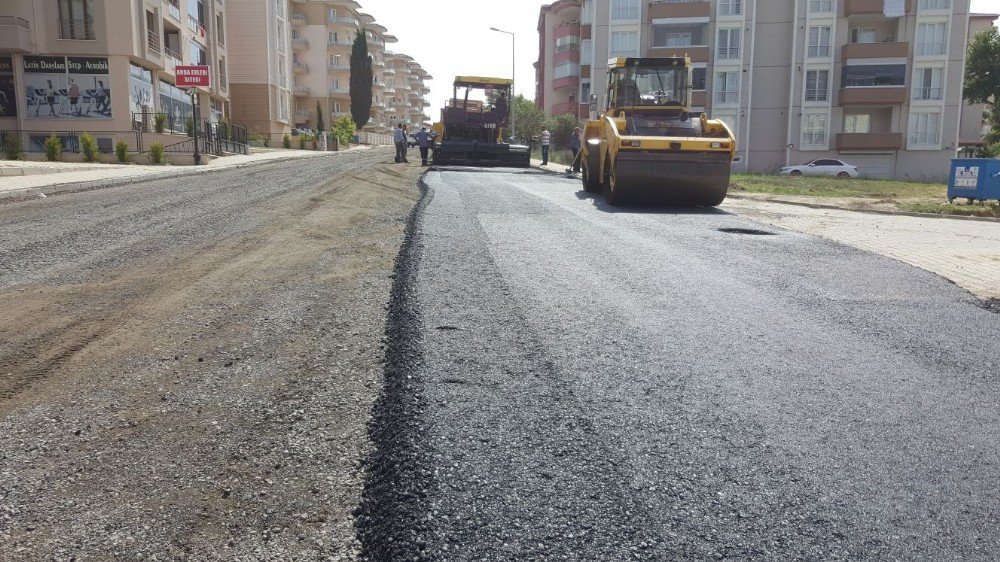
359;168;1000;560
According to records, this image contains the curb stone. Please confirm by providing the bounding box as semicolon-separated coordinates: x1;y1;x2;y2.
0;150;368;202
727;192;1000;224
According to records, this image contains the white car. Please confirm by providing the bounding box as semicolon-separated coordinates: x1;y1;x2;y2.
778;159;860;178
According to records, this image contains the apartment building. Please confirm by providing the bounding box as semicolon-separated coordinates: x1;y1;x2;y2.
227;0;292;136
536;0;997;180
283;0;433;136
385;52;433;130
0;0;230;143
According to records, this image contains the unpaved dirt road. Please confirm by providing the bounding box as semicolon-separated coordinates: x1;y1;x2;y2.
0;148;418;560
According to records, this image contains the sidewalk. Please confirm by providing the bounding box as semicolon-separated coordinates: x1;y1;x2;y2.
723;198;1000;301
0;146;371;200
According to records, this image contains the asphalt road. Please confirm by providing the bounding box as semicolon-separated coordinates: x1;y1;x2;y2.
360;168;1000;560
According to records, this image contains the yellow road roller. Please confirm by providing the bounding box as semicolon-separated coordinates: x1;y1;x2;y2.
581;57;736;206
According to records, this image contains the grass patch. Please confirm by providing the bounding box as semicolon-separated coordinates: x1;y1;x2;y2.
899;201;1000;218
731;173;946;199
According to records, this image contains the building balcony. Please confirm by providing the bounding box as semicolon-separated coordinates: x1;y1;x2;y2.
552;100;582;116
292;37;309;49
328;64;350;72
294;85;311;96
839;87;907;105
647;46;709;63
844;0;911;16
330;87;350;95
554;48;580;64
293;61;309;73
328;39;352;49
328;16;360;27
648;0;711;20
295;109;314;119
836;132;903;151
553;75;580;91
554;23;579;40
842;41;909;60
291;13;307;26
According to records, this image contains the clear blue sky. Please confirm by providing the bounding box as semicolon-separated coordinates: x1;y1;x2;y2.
361;0;999;115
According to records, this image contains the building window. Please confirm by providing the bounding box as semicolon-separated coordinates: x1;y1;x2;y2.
189;41;207;65
909;112;941;145
216;12;225;46
842;64;906;87
581;81;591;102
844;113;870;133
714;71;739;104
718;0;742;17
555;61;580;79
913;67;943;100
653;24;707;48
802;113;828;146
691;67;706;91
807;26;832;58
850;26;877;43
916;22;948;56
716;28;741;59
918;0;951;10
611;0;639;21
805;70;829;102
610;31;638;57
581;39;592;65
808;0;834;13
58;0;96;40
556;35;580;53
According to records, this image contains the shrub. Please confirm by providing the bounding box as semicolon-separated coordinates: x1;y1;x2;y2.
331;115;356;149
249;133;269;148
115;140;130;163
219;117;232;140
283;134;292;149
185;116;195;136
154;113;167;134
298;134;307;150
79;132;100;163
44;134;62;162
148;142;166;165
3;134;23;160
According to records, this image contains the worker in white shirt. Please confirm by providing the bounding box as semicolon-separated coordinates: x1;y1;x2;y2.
540;128;551;166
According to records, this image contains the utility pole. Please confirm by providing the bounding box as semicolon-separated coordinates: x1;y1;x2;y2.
190;90;201;165
490;27;515;142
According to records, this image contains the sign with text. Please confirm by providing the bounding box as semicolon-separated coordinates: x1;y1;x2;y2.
175;65;211;88
23;55;111;120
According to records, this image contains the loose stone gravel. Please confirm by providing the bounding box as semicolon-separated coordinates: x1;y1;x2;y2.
0;148;420;560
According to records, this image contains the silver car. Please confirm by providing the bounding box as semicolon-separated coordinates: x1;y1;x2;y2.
778;159;860;178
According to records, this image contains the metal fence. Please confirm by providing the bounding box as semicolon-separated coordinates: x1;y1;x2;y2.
1;130;142;154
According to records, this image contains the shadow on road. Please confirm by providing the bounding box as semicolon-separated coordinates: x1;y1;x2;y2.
574;189;732;216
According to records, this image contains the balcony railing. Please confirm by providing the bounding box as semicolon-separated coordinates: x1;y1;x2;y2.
291;13;307;24
328;64;350;72
58;18;96;40
147;28;161;54
219;72;228;92
292;37;309;48
328;16;359;26
555;42;580;54
165;0;180;20
294;85;311;96
293;61;310;72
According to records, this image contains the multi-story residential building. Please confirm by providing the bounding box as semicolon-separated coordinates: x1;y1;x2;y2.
0;0;230;144
227;0;293;137
384;52;433;130
536;0;997;180
283;0;431;137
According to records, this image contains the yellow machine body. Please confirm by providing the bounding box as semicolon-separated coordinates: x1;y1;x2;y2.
581;57;736;206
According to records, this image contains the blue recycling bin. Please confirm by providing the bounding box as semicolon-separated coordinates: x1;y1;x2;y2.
948;158;1000;203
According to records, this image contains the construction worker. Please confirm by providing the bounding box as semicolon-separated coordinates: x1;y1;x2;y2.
414;126;433;166
393;123;407;163
540;128;551;166
570;127;582;173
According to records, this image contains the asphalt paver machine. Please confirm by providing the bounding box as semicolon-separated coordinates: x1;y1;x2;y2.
431;76;530;168
580;57;736;206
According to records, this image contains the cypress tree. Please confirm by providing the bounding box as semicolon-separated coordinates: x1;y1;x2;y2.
350;28;373;131
316;100;325;133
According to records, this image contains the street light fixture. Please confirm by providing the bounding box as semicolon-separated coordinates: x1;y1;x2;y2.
489;26;515;141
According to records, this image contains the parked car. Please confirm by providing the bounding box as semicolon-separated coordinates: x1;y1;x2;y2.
408;133;419;148
778;159;860;178
291;128;315;137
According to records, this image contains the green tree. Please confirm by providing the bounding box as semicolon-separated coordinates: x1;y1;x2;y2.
316;100;325;133
548;113;580;150
331;115;356;148
350;28;373;131
964;26;1000;157
510;95;546;146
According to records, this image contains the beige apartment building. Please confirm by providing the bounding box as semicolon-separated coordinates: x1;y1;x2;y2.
384;51;432;130
227;0;292;137
536;0;997;180
0;0;231;150
281;0;431;136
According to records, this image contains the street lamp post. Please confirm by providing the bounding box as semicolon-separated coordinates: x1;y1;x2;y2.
489;27;515;142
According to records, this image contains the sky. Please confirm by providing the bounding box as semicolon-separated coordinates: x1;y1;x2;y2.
360;0;1000;117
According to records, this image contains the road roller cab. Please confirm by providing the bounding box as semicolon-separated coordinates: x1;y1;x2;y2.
581;57;736;206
